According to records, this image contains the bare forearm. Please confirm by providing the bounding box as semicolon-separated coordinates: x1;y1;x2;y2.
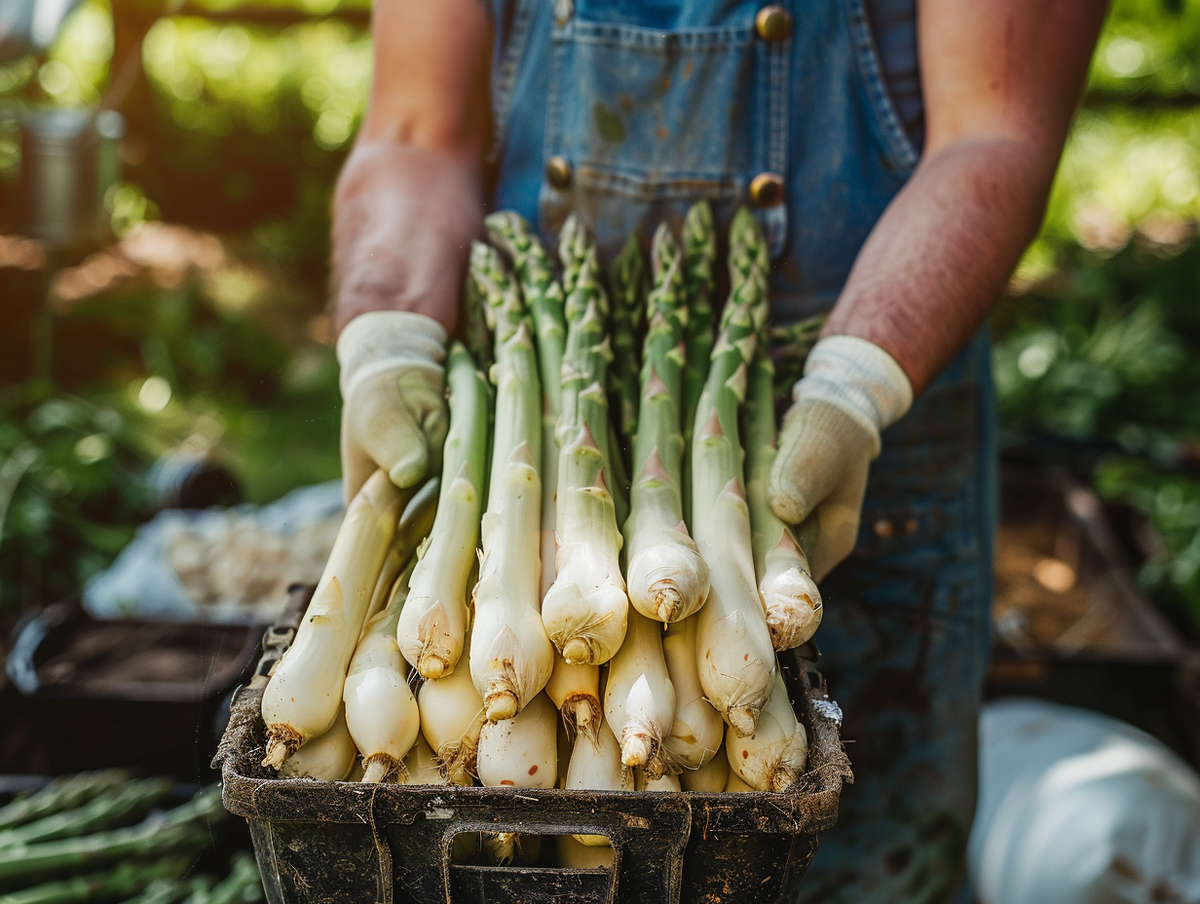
824;136;1053;394
331;0;491;336
332;145;484;334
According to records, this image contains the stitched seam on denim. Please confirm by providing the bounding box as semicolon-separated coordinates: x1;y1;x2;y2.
576;166;742;200
490;0;537;161
841;0;919;173
765;31;790;255
544;18;569;175
570;20;752;49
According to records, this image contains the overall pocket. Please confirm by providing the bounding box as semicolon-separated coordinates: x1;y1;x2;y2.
540;1;790;257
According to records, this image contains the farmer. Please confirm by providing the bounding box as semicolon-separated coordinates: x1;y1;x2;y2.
331;1;1106;900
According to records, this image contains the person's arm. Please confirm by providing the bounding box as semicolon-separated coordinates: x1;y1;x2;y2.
332;0;491;499
332;0;492;335
770;1;1107;578
823;0;1109;394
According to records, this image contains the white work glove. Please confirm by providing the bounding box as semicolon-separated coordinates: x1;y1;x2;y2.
337;310;449;503
768;335;913;582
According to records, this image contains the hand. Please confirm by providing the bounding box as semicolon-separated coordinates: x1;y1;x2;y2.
338;311;449;502
768;336;913;582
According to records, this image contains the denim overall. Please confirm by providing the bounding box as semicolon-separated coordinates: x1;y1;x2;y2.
488;1;995;901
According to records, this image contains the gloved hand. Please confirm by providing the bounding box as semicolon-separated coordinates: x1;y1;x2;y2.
337;310;449;502
768;335;913;582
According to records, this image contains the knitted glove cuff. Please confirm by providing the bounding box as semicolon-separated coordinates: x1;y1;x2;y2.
337;310;448;399
792;335;913;458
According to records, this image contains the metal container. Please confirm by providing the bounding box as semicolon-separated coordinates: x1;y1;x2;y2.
18;107;124;250
213;587;851;904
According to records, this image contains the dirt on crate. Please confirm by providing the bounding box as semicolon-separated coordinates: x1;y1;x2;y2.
36;622;249;686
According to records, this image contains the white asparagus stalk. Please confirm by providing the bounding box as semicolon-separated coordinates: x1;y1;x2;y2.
542;248;629;666
726;669;808;792
278;706;356;782
694;472;777;739
680;747;729;792
758;535;823;650
470;438;553;721
557;835;615;870
546;656;602;742
364;541;405;628
399;342;489;679
469;244;554;721
662;617;723;771
690;276;776;737
260;470;407;767
604;608;675;778
418;660;486;785
477;693;558;789
565;724;633;844
345;560;420;783
739;218;823;650
402;734;447;786
624;228;709;624
484;212;566;603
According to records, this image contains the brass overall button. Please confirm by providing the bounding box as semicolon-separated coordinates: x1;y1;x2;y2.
756;5;793;42
545;156;573;190
749;172;785;207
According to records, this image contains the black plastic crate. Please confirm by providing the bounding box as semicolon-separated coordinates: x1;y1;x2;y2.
1;598;265;779
213;586;850;904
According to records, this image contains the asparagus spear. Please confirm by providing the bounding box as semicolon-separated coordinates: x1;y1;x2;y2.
0;856;191;904
608;234;648;462
623;224;710;624
736;217;824;651
397;342;490;679
485;211;566;600
0;777;174;849
557;214;589;298
0;772;132;833
681;201;717;527
468;243;555;721
541;245;630;666
462;265;494;376
690;261;776;739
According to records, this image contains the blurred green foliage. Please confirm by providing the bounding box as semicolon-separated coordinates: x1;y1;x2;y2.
994;0;1200;637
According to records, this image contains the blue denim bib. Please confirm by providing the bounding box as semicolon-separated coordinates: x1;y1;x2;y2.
491;0;920;322
489;4;992;902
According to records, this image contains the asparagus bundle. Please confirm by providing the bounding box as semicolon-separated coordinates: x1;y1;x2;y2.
623;225;710;624
0;772;134;834
541;240;630;666
254;206;828;803
0;778;172;849
468;242;555;721
397;342;489;679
